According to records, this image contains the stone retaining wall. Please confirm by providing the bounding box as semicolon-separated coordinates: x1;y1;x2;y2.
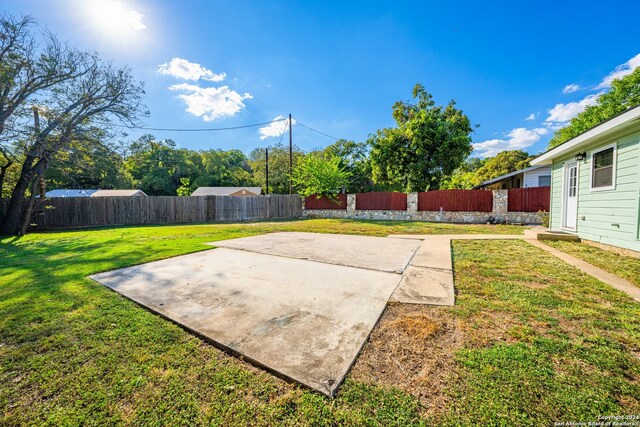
302;190;543;224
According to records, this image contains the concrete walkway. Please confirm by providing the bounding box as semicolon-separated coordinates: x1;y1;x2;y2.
390;234;525;240
390;236;455;306
527;239;640;302
390;233;640;303
388;234;521;306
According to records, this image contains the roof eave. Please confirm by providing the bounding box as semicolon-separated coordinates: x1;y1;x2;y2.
531;106;640;166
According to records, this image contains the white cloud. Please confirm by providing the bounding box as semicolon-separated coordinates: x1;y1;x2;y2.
595;53;640;89
475;53;639;158
472;127;548;158
258;115;296;140
158;58;226;82
128;10;146;30
168;83;252;121
562;84;580;94
544;93;601;125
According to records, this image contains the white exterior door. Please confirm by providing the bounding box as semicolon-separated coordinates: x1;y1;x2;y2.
563;162;578;230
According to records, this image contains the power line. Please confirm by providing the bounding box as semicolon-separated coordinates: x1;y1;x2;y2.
295;121;340;141
277;118;288;145
109;118;286;132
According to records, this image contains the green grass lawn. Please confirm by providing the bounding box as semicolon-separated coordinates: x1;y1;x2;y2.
544;240;640;287
1;219;638;426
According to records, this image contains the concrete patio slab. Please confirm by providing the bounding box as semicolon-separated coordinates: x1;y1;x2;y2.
211;232;421;273
90;247;402;396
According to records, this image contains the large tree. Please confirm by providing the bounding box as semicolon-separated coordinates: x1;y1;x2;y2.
473;150;531;184
291;152;351;198
123;136;257;196
441;151;531;189
123;135;184;195
440;157;487;189
369;84;474;192
0;14;145;235
195;149;254;189
323;139;373;193
248;143;304;194
45;136;130;190
548;67;640;149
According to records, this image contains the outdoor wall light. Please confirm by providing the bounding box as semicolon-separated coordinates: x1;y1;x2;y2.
574;152;586;161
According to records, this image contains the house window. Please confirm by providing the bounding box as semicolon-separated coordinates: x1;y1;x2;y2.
568;167;577;197
591;144;616;190
538;175;551;187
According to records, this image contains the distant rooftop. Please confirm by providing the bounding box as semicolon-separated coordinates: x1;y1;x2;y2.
45;189;98;198
91;189;147;197
473;165;549;189
191;187;263;196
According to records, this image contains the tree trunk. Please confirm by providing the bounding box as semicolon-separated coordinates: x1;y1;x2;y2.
0;159;12;224
0;152;45;236
1;168;33;235
19;176;39;235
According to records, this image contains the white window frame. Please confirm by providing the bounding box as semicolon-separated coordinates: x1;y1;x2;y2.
589;142;617;192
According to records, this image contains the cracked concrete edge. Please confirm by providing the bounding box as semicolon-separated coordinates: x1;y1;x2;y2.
206;242;410;274
89;275;341;396
389;239;456;306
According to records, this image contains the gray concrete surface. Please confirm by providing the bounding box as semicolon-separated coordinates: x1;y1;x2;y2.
389;234;526;240
390;266;455;306
211;232;421;273
90;247;402;396
409;237;453;271
389;238;455;305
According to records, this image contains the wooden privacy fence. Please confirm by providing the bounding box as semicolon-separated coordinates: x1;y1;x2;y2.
12;195;302;230
418;190;493;212
508;187;550;212
356;192;407;211
304;194;348;210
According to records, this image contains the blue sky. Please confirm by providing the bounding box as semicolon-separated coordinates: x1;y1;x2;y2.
3;0;640;158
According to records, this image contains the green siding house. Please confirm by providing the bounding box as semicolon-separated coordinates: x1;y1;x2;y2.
531;106;640;252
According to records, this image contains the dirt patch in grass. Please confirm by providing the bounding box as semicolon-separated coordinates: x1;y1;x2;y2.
349;303;465;416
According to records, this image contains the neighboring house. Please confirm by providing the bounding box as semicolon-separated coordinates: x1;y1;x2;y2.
191;187;263;197
90;189;147;197
45;189;98;198
473;165;552;190
531;105;640;252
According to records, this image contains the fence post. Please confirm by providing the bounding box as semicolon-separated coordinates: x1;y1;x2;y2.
347;194;356;214
492;190;508;218
407;192;418;214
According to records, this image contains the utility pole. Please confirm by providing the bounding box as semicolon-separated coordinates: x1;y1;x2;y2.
289;113;293;195
265;148;269;195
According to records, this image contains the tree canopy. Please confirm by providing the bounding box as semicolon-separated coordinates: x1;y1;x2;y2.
291;152;351;198
248;143;304;194
369;84;474;192
474;150;532;184
0;14;146;235
548;67;640;149
440;150;532;189
322;139;373;193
